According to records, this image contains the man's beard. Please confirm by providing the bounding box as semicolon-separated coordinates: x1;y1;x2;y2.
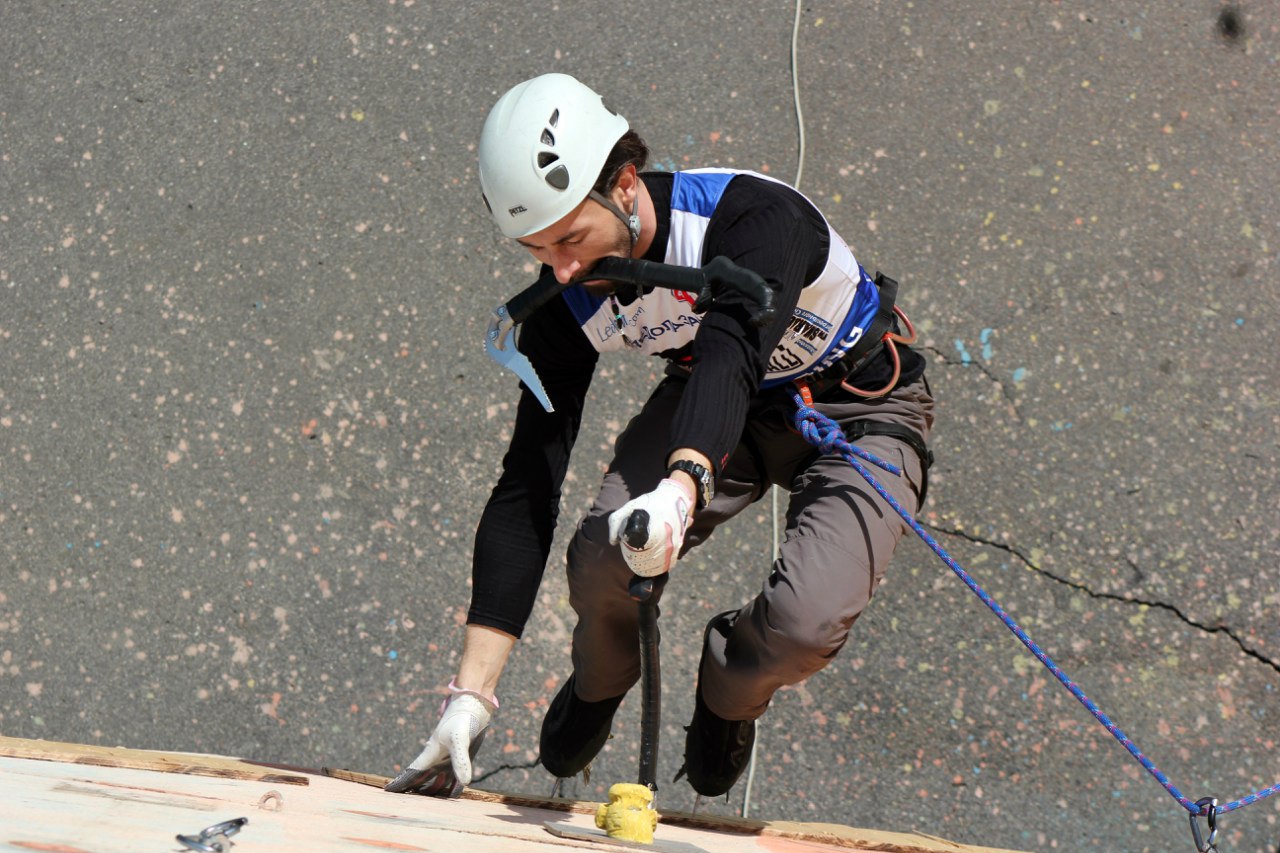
573;219;634;295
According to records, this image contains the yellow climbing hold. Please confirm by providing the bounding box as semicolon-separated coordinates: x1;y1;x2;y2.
595;782;659;844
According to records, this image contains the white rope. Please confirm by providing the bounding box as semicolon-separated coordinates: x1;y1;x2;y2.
741;0;806;821
789;0;807;191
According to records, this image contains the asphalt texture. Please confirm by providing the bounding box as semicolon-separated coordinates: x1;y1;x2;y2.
1;3;1277;851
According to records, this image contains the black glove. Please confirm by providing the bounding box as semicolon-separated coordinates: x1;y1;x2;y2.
697;256;776;327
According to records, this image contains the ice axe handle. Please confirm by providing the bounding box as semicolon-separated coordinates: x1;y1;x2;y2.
592;256;775;328
504;270;567;324
623;510;657;603
500;258;773;328
593;257;707;294
622;508;662;793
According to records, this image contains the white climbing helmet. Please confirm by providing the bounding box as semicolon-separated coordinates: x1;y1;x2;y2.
478;73;630;238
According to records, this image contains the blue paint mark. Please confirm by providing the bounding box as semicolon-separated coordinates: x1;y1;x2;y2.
954;340;972;364
1235;318;1245;326
1051;421;1074;432
980;328;994;361
388;650;398;661
1012;367;1027;383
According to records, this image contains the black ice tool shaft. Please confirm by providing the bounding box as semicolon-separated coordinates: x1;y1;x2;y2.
503;270;566;324
623;510;663;792
500;257;774;326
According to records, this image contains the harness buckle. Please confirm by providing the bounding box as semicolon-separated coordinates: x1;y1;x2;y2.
794;379;814;407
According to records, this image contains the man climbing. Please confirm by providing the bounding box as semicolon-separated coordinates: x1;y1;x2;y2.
386;72;933;801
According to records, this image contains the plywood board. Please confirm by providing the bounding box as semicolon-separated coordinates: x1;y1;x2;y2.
0;736;1029;853
0;735;309;786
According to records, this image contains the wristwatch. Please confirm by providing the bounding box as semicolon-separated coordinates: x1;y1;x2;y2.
667;459;714;510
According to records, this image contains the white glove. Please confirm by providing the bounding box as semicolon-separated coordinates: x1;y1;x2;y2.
607;479;694;577
384;686;497;796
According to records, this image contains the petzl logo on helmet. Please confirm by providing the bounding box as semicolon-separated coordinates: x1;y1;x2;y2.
508;204;528;217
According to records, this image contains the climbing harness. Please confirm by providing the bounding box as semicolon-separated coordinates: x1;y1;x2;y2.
800;272;920;400
788;397;1280;851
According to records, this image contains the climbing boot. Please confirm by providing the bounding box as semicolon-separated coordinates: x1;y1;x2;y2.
680;610;757;798
539;673;625;779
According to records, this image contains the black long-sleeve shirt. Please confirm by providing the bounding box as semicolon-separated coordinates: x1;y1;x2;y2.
466;171;921;637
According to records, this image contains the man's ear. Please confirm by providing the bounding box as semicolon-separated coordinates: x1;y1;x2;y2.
612;163;639;206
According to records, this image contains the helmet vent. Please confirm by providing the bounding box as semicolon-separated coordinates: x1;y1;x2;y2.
544;164;570;190
538;109;565;189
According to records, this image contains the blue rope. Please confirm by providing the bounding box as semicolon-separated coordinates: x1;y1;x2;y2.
792;392;1280;818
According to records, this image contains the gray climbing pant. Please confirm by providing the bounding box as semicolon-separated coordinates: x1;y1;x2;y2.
566;375;933;721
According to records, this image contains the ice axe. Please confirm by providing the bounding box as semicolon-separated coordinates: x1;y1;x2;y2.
541;520;669;847
484;257;776;413
622;509;665;794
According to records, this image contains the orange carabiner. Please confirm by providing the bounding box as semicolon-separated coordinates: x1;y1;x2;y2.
886;304;917;346
840;338;902;398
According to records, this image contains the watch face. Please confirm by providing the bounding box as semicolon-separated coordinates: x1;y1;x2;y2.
692;465;712;506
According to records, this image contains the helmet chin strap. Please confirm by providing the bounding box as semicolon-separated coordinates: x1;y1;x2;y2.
588;188;641;247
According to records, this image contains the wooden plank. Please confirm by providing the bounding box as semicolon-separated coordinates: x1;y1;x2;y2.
329;768;1026;853
0;736;309;786
0;745;1030;853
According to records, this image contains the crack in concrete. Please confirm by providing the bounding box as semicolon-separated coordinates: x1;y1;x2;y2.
927;521;1280;674
473;757;542;785
925;345;1025;422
